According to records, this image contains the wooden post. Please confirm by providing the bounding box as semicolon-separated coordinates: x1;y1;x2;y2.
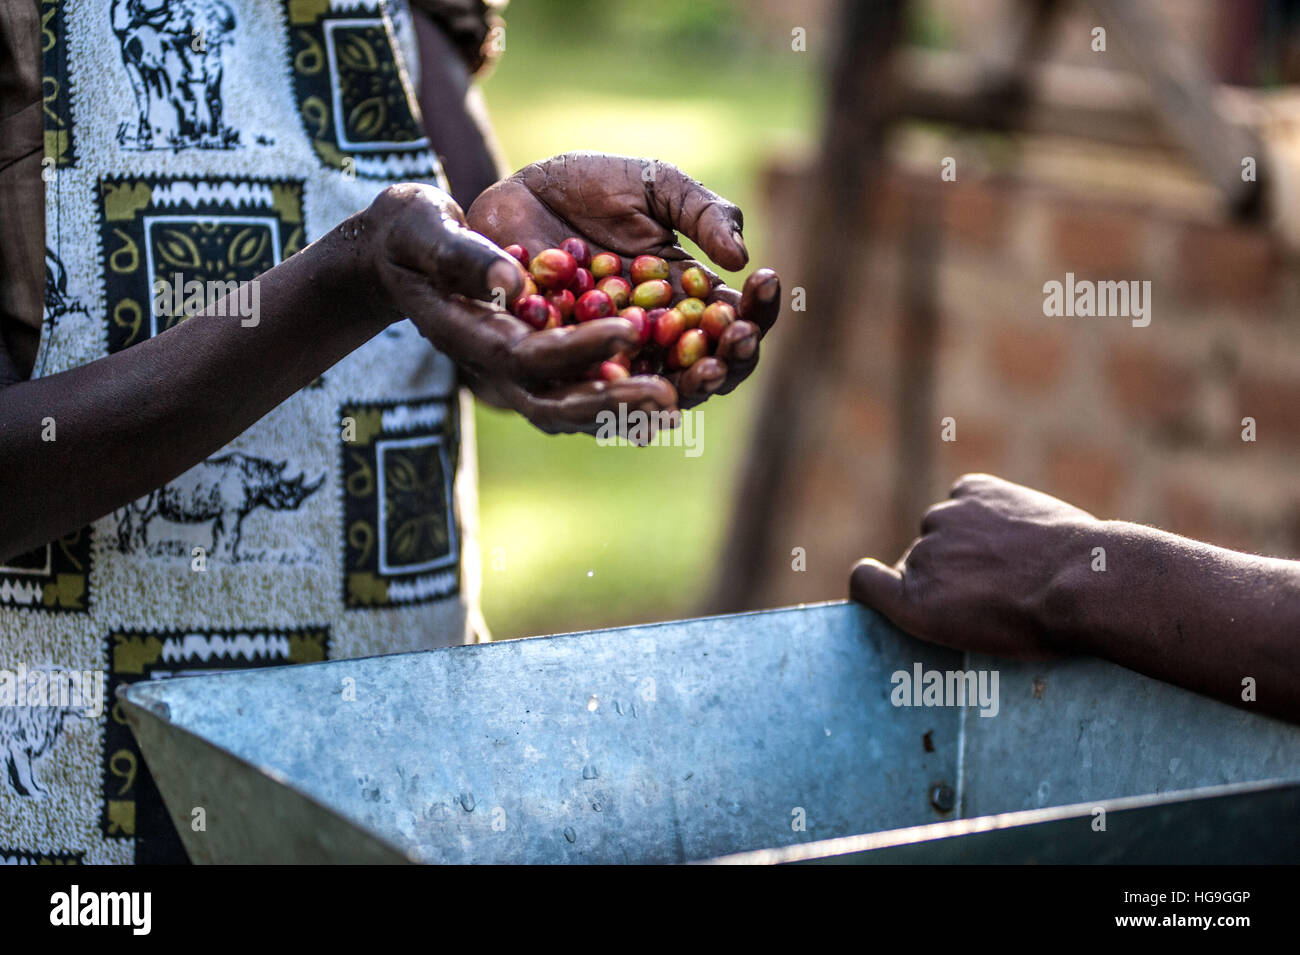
708;0;906;613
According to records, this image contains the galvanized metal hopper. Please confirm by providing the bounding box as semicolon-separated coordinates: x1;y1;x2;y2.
120;601;1300;864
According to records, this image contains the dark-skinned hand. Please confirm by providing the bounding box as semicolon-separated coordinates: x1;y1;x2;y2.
363;181;672;440
466;152;781;426
850;474;1100;660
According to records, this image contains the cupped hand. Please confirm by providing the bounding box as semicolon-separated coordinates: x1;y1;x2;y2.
364;182;674;438
467;153;781;409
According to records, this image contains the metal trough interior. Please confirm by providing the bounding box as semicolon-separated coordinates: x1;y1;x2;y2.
120;601;1300;863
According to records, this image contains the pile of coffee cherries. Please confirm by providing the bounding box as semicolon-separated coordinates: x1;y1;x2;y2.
503;237;736;382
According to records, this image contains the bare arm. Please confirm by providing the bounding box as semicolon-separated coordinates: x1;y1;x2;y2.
0;216;389;561
851;473;1300;724
0;186;532;563
1054;522;1300;721
411;6;506;210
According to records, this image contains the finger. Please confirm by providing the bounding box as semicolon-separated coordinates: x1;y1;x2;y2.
709;320;760;396
949;473;997;498
850;559;913;629
731;269;780;337
403;290;533;373
405;286;637;383
920;500;960;535
894;535;926;572
512;318;639;381
673;356;727;405
507;376;679;438
392;205;526;304
644;161;748;271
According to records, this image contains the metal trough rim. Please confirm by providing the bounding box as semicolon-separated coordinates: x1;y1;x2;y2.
118;600;863;865
704;777;1300;864
119;601;1300;864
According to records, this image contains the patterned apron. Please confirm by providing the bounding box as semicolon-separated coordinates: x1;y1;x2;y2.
1;0;481;863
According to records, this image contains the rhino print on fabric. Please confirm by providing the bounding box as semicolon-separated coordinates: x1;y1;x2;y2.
114;453;324;561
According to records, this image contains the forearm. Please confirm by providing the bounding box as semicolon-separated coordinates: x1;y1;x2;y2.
0;215;395;560
1052;522;1300;722
412;8;507;210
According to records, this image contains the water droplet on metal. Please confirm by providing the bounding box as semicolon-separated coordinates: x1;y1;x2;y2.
563;826;577;843
459;792;475;812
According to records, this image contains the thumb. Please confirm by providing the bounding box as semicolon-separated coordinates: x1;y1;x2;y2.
408;219;526;306
645;161;748;272
850;559;911;627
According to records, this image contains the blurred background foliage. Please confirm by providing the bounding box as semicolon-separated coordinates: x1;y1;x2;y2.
473;0;823;638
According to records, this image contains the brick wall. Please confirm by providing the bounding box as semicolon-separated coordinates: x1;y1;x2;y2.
737;155;1300;609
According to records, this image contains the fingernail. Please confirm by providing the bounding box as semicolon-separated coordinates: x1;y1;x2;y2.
732;230;748;258
736;336;757;359
488;261;522;301
757;278;777;303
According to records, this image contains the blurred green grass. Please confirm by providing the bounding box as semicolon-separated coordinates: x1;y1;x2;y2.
473;0;820;638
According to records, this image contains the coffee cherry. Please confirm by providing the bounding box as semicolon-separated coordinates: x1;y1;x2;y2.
600;360;630;381
499;236;742;386
530;248;578;290
590;252;622;279
700;301;737;342
597;275;632;309
652;308;686;348
513;294;550;330
546;288;575;321
644;307;667;343
571;268;595;296
632;279;673;309
676;297;706;328
575;289;615;323
618;306;652;348
671;328;709;369
630;255;669;285
680;266;711;299
560;237;591;269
